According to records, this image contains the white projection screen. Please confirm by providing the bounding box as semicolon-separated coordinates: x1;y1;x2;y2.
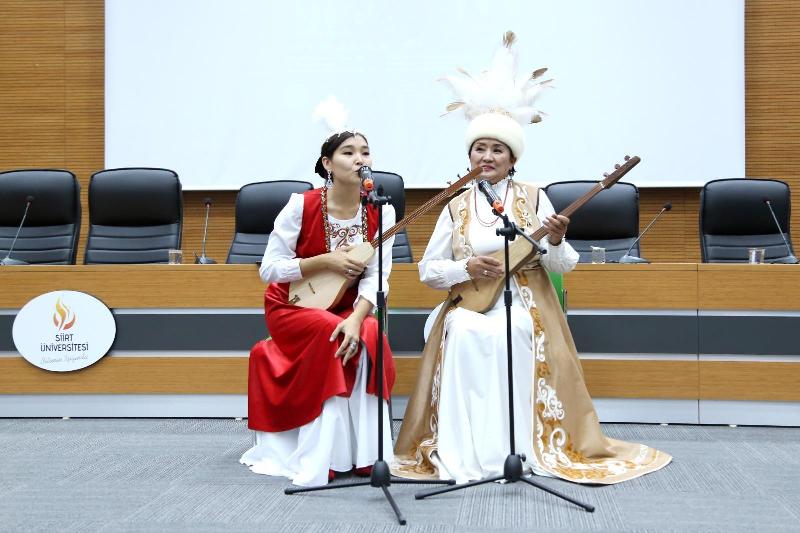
106;0;744;190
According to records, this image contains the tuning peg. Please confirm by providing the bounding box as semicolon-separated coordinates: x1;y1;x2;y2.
446;181;452;186
614;164;621;169
603;172;609;178
624;155;631;161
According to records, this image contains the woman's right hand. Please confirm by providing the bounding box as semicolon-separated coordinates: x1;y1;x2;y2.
326;245;366;280
466;255;503;280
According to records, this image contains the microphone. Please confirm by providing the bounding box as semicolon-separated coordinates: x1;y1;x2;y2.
1;195;34;266
763;197;799;264
194;197;217;264
359;165;378;205
476;180;505;215
618;202;672;264
359;165;375;191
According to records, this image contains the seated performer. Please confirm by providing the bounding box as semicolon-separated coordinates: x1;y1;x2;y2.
393;32;671;484
241;100;396;487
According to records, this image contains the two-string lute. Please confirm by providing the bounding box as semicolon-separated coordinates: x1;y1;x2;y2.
450;155;641;313
288;167;483;309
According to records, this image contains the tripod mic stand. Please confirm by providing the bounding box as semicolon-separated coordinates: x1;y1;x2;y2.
284;185;453;525
414;212;594;513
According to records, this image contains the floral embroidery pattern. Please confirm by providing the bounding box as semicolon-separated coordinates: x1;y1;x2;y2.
320;186;369;252
329;222;363;249
452;191;474;259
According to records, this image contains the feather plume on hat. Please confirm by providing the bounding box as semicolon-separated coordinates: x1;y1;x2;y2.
440;31;552;160
312;95;352;136
440;31;552;125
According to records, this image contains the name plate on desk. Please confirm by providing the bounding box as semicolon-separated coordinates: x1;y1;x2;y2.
12;290;116;372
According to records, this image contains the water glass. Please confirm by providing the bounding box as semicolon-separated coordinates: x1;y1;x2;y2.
168;249;183;265
591;246;606;264
748;248;765;264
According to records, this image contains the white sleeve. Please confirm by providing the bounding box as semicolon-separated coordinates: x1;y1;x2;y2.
418;207;472;290
258;193;304;283
356;204;396;309
537;189;580;273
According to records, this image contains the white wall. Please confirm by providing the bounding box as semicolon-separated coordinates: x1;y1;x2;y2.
106;0;744;189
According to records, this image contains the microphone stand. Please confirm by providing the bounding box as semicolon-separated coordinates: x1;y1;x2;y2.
194;199;217;264
619;207;669;264
415;207;594;514
284;184;453;526
1;198;33;266
764;201;799;264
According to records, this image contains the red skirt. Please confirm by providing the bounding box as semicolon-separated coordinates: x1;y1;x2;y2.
247;282;395;432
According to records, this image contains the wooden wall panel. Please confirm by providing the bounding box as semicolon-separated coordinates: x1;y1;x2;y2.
65;0;104;263
0;357;248;394
0;355;702;399
745;0;800;252
0;1;796;267
700;361;800;401
0;0;66;168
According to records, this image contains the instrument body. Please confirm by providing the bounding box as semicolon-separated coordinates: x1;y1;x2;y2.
288;168;483;309
450;156;641;313
287;242;374;308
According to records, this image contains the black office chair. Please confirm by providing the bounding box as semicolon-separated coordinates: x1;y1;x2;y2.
0;169;81;264
226;180;314;264
84;168;182;264
371;171;413;263
543;181;640;262
700;178;795;263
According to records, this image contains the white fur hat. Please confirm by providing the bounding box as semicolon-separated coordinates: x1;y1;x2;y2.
465;112;525;159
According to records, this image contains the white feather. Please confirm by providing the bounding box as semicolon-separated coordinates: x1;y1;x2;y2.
439;31;551;126
312;95;349;133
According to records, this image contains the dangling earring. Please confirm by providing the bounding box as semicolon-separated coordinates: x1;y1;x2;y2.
325;170;333;189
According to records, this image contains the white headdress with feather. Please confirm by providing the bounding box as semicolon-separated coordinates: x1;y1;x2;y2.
440;31;552;160
312;95;354;138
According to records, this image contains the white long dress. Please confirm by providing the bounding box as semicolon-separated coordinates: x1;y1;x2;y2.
240;193;396;487
417;178;579;483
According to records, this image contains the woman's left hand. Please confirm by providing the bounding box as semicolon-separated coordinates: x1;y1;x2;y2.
330;315;363;366
543;214;570;246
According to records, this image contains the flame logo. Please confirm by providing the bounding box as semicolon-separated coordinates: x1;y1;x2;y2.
52;297;76;331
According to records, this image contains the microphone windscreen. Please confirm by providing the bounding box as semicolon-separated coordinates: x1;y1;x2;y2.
26;195;34;203
203;197;213;206
663;202;672;211
358;165;372;179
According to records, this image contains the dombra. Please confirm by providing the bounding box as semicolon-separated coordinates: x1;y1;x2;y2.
450;155;641;314
288;167;482;310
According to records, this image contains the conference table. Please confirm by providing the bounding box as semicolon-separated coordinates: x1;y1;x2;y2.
1;263;798;424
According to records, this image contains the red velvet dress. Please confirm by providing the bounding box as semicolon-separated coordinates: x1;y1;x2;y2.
247;188;396;433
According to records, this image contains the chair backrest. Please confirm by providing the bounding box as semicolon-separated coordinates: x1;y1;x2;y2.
700;178;794;263
371;171;413;263
85;168;182;264
0;169;81;264
226;180;313;264
543;181;640;262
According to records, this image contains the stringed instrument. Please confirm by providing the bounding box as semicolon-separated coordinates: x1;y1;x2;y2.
450;155;641;313
288;167;484;309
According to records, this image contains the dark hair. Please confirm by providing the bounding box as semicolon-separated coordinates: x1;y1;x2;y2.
314;131;369;180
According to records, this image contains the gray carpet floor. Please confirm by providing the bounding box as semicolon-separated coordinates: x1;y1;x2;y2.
1;419;799;532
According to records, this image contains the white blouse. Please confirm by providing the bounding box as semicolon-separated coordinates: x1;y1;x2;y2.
419;180;580;290
259;192;396;308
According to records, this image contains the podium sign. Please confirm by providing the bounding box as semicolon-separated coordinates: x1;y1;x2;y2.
12;291;116;372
